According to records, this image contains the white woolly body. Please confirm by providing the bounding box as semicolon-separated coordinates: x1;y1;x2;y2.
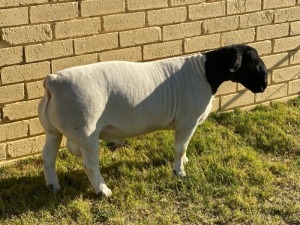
40;54;214;142
39;53;214;197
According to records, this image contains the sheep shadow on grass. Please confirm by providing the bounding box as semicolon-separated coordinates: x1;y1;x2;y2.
0;147;170;220
0;167;93;220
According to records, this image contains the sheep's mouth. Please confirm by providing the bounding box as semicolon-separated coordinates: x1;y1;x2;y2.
248;79;268;93
251;86;266;93
258;87;266;93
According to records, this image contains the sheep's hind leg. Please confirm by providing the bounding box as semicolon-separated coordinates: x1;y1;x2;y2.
80;138;112;197
42;132;63;192
66;139;82;157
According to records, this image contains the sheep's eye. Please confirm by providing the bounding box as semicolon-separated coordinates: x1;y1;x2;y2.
247;59;257;68
256;64;260;71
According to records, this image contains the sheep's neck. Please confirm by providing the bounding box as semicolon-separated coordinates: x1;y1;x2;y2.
205;71;229;95
204;51;232;95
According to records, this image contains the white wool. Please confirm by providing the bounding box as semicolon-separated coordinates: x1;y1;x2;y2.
42;54;214;140
39;53;214;197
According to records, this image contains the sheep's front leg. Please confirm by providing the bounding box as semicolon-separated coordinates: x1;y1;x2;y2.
81;141;112;197
173;126;197;177
42;132;63;192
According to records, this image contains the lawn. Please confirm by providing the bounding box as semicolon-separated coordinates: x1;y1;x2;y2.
0;97;299;225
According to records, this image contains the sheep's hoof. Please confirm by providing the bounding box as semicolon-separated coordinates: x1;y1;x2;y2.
106;142;119;151
173;170;187;177
183;156;189;164
97;185;112;197
107;141;129;151
46;184;61;193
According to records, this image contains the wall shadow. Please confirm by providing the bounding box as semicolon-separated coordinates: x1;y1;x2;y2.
218;46;300;111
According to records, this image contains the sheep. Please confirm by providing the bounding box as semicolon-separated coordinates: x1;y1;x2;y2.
38;44;268;197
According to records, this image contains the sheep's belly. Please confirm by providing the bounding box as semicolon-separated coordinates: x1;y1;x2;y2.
99;121;175;141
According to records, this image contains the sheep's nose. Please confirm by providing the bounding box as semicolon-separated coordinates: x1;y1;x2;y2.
259;86;266;92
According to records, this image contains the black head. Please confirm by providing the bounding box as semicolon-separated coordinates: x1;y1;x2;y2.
204;44;268;94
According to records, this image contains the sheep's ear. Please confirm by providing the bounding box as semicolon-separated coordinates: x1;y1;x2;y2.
229;50;242;73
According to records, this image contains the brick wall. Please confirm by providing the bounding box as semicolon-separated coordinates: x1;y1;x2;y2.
0;0;299;162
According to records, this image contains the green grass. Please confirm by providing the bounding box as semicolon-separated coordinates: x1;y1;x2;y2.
1;97;300;225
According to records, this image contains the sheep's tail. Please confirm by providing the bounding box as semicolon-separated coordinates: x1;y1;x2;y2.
43;77;51;108
38;74;59;131
43;74;58;108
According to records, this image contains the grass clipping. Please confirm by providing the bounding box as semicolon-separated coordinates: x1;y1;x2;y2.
1;97;299;224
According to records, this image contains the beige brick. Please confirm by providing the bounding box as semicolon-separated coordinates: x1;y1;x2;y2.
6;135;45;158
272;65;300;83
263;0;296;9
99;47;142;62
289;79;300;94
184;34;221;53
257;23;289;41
55;18;101;39
120;27;161;47
189;2;225;20
211;98;220;112
1;62;50;84
0;47;23;67
239;103;266;111
227;0;261;15
0;42;11;50
261;53;289;70
291;21;300;35
236;83;247;92
236;83;248;92
163;21;202;41
274;6;300;23
52;54;98;72
127;0;167;10
0;7;28;27
29;118;44;135
0;0;47;7
0;84;24;104
25;40;73;62
222;28;255;46
240;11;274;28
274;36;300;52
61;136;67;148
290;50;300;64
103;12;145;31
3;99;40;121
220;91;255;110
30;2;78;23
148;7;187;25
203;16;239;34
74;33;118;54
143;40;182;60
81;0;125;17
0;144;5;159
256;83;288;102
248;41;272;55
0;121;28;142
26;81;44;99
216;82;237;95
2;24;52;45
170;0;205;6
